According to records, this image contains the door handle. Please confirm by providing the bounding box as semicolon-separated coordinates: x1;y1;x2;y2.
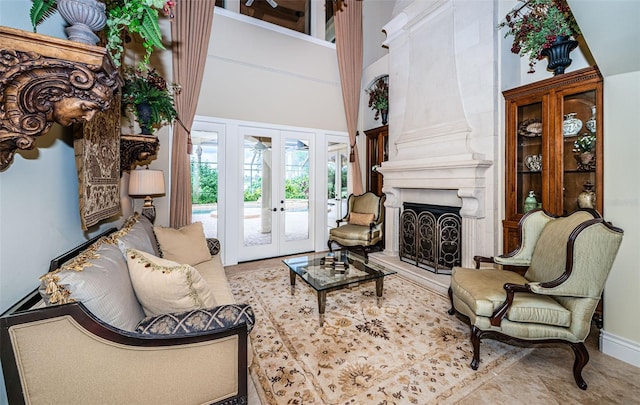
280;208;285;211
272;208;277;212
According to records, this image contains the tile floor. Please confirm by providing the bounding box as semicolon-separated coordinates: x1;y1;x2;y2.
226;256;640;405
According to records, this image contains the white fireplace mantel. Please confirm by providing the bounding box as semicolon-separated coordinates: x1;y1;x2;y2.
378;155;492;269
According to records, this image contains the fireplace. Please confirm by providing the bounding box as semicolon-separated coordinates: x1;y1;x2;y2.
364;1;498;295
400;203;461;274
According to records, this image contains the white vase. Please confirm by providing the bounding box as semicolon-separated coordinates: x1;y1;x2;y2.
563;112;582;137
57;0;107;45
585;105;596;133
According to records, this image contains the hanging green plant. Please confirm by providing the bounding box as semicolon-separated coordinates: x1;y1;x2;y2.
121;66;178;130
29;0;176;67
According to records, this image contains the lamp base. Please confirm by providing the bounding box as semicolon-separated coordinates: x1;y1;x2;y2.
141;206;156;223
143;196;153;207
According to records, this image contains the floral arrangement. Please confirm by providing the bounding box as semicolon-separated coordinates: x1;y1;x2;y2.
497;0;581;73
122;66;178;130
366;77;389;121
573;134;596;154
29;0;176;67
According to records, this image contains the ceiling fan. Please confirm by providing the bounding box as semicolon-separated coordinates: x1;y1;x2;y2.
245;0;278;8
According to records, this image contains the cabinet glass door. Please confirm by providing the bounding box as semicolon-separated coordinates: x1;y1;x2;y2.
561;90;597;214
517;101;543;215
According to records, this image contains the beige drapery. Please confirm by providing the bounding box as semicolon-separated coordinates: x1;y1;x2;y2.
334;0;364;195
170;0;216;227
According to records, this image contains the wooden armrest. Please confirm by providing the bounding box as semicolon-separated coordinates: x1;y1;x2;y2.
473;255;495;269
490;283;532;326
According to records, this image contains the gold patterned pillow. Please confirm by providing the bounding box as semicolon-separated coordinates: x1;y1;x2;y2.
348;212;375;226
125;248;217;317
153;222;211;266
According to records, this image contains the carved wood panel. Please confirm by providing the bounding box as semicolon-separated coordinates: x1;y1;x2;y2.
0;27;120;171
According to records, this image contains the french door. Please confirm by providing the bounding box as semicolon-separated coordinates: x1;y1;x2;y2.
238;127;314;261
326;140;349;233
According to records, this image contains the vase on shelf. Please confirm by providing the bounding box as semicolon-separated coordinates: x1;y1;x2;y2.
136;102;153;135
585;105;596;133
563;112;582;137
541;35;579;76
574;151;596;171
57;0;107;45
523;190;538;213
577;182;596;209
380;109;388;125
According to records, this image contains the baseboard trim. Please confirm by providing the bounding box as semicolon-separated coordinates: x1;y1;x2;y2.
600;330;640;368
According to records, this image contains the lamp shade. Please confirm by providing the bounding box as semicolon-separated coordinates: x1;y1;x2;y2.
129;169;165;197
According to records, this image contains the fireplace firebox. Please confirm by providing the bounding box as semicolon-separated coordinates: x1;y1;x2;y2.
399;203;462;275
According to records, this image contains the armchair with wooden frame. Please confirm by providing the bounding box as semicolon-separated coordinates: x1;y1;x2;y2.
448;208;623;390
328;192;385;259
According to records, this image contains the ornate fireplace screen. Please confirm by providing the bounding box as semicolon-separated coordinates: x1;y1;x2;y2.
400;203;462;275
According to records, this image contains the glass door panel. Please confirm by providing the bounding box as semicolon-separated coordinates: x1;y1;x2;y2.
517;101;543;214
191;128;221;238
327;142;348;230
283;137;310;242
561;90;597;215
243;135;273;248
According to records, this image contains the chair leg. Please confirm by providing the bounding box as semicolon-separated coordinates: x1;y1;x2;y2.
470;325;482;370
570;341;590;390
447;287;455;315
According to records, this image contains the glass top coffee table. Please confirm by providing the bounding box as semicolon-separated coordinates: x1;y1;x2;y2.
283;251;397;326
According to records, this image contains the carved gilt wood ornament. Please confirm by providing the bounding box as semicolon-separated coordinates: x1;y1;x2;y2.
120;134;160;174
0;27;120;171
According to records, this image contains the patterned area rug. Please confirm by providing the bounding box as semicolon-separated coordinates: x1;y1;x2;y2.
229;266;531;404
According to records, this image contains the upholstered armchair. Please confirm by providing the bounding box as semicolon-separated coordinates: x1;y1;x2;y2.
328;192;385;258
448;208;624;390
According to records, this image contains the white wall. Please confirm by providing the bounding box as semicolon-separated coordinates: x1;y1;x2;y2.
600;71;640;361
197;8;347;132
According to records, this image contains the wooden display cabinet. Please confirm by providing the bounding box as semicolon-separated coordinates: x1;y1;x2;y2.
365;125;388;196
503;66;603;254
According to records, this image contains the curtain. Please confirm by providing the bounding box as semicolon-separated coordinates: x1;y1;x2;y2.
334;0;364;195
170;0;216;227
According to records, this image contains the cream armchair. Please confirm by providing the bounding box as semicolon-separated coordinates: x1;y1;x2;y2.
448;208;624;390
328;192;385;259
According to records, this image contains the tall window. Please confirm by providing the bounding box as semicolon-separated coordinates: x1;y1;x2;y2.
240;0;311;34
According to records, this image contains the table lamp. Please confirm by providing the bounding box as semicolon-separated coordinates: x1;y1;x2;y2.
129;168;165;223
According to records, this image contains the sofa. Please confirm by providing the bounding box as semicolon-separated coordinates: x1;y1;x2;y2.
0;213;254;405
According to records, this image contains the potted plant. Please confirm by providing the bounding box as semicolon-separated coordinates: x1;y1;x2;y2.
29;0;175;67
366;77;389;124
497;0;581;74
121;66;178;134
573;133;596;170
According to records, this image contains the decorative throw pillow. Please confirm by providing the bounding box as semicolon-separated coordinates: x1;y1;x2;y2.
113;213;156;256
135;304;255;335
39;238;146;332
206;238;221;256
348;212;375;226
153;222;211;266
125;249;217;317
